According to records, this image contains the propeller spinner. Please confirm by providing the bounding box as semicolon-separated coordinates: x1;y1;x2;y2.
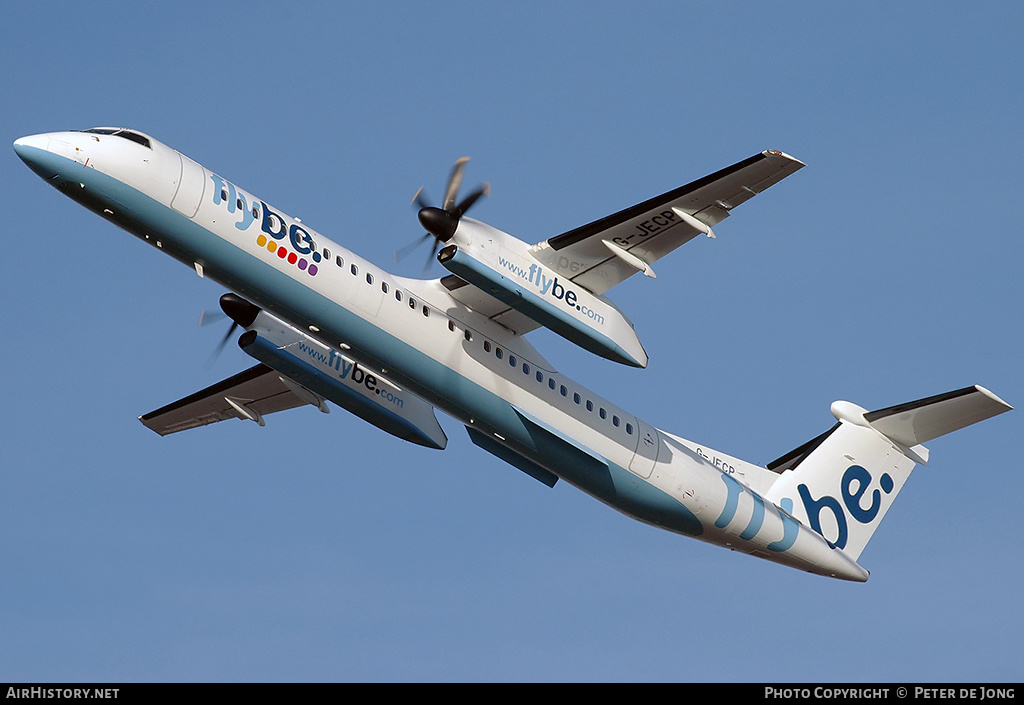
396;157;489;270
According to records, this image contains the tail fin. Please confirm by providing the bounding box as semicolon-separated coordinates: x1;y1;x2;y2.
765;386;1011;560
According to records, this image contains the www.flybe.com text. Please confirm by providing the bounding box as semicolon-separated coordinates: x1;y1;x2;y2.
496;257;605;326
295;343;404;408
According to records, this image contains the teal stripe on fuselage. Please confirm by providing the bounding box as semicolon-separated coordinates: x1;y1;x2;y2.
27;145;704;538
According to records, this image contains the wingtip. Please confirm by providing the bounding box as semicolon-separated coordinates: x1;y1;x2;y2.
764;149;806;168
974;385;1013;412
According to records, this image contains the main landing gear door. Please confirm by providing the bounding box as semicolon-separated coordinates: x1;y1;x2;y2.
628;419;660;479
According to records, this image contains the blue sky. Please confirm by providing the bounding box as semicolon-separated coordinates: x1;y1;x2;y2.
2;1;1022;682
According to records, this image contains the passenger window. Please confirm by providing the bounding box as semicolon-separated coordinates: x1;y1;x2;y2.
599;408;607;420
560;385;568;397
613;415;620;427
536;371;543;384
252;206;260;220
573;392;581;404
336;255;344;267
509;355;516;367
496;347;503;360
366;273;373;285
382;282;389;294
484;341;491;353
323;247;331;260
350;263;358;275
409;298;416;309
422;306;429;317
448;320;455;332
464;329;473;341
626;423;634;435
586;400;593;412
395;290;402;302
548;378;556;391
522;362;530;375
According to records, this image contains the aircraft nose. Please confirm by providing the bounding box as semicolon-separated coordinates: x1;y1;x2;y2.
13;133;49;158
13;133;59;178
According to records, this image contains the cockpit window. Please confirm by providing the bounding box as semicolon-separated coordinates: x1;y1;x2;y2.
78;128;152;149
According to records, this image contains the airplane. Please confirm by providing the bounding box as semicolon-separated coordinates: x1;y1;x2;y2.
14;127;1012;582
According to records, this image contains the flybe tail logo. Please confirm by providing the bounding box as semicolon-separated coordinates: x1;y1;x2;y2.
797;465;896;550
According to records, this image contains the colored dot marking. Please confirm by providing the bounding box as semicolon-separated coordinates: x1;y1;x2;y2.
253;235;318;276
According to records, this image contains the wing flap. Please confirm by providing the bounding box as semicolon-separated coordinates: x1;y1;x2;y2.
438;274;542;335
139;363;321;436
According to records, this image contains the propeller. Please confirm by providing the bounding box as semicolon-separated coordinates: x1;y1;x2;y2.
199;293;261;365
394;157;489;271
200;308;238;365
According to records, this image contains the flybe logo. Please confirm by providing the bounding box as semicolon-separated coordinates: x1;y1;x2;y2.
797;465;895;550
210;174;320;277
497;257;605;326
295;342;404;409
715;473;799;553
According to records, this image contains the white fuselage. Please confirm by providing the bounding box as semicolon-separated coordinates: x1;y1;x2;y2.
14;128;869;581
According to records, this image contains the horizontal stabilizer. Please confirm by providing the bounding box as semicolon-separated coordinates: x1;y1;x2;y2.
863;385;1012;447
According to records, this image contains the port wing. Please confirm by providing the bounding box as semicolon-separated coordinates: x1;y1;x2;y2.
139;363;327;435
529;150;805;295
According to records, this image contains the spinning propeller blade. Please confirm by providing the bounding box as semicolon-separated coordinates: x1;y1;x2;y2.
394;158;489;271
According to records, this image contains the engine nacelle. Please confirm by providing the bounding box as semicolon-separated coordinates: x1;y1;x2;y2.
237;311;448;449
437;230;647;367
